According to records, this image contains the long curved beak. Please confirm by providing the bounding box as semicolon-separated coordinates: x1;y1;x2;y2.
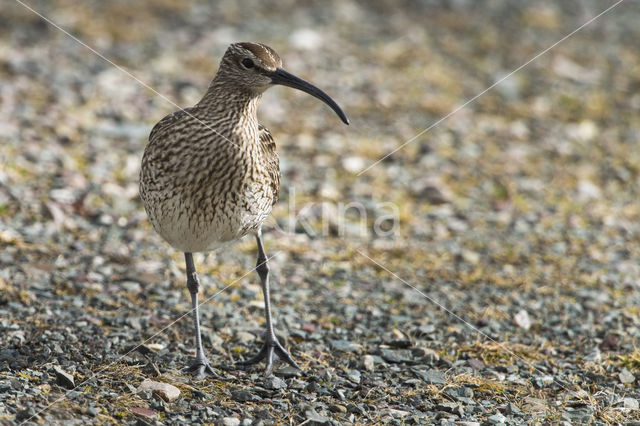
269;68;349;125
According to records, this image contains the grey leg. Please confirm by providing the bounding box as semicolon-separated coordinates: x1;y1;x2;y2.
238;230;301;375
182;252;217;380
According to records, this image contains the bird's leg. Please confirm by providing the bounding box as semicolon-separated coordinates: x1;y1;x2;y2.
238;230;301;376
182;252;217;380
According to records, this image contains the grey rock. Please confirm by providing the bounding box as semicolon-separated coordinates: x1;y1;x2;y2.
222;417;241;426
505;402;522;415
562;407;594;422
304;408;332;425
486;413;507;424
380;348;412;363
362;354;375;372
264;375;287;390
412;368;446;385
231;389;261;402
624;397;639;410
53;366;75;389
329;339;362;353
137;378;180;402
437;402;463;417
329;404;347;413
619;368;635;384
346;369;361;384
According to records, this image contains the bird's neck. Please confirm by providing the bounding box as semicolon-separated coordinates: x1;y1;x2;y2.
196;78;261;127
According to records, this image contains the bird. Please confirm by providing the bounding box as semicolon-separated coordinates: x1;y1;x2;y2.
139;42;349;379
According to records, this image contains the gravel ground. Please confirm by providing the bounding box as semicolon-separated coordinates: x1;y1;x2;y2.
2;0;640;424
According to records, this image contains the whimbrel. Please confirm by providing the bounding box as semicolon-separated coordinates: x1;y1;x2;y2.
139;42;348;378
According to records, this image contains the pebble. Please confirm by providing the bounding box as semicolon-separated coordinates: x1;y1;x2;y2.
236;331;255;344
329;404;347;414
437;402;463;416
513;309;531;330
363;354;375;372
505;402;522;415
346;369;361;384
412;368;446;385
231;389;261;402
624;397;639;410
137;378;180;402
222;417;240;426
535;375;554;387
583;349;601;362
486;413;507;424
466;358;485;371
619;368;635;384
304;408;332;424
264;375;287;390
53;366;75;389
130;407;157;419
329;339;362;353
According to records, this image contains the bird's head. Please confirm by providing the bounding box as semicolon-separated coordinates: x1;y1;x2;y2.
219;42;349;125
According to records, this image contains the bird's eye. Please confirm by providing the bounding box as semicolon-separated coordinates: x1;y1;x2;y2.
241;58;255;69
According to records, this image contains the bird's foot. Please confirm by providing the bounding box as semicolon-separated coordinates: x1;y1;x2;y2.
238;335;301;376
182;357;226;381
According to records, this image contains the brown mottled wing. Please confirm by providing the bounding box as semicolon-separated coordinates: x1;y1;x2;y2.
148;107;195;141
258;124;280;205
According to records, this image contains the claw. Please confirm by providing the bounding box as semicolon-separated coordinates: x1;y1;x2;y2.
238;335;301;376
182;358;230;381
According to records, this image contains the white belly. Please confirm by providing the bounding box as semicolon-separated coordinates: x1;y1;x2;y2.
147;183;273;253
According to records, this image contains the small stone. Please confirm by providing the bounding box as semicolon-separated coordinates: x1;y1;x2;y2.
523;397;546;413
264;375;287;390
15;408;38;422
53;366;75;389
379;348;412;363
583;349;601;362
86;407;98;417
346;369;361;384
620;368;635;384
535;375;554;387
577;180;601;201
137;378;180;402
506;402;522;415
231;389;261;402
329;404;347;414
289;28;323;50
329;339;362;353
301;323;316;333
341;156;365;173
437;402;463;416
363;354;375;372
275;365;302;378
388;408;411;417
412;368;446;385
461;249;480;265
305;409;332;424
222;417;240;426
235;331;255;344
416;185;448;205
563;407;594;422
513;309;531;330
624;397;639;410
467;358;485;370
130;407;156;419
599;334;620;351
486;413;507;424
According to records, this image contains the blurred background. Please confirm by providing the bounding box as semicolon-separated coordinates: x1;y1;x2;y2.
2;0;640;423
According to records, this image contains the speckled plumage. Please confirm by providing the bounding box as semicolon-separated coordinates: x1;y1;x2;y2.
138;42;347;378
140;45;280;253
